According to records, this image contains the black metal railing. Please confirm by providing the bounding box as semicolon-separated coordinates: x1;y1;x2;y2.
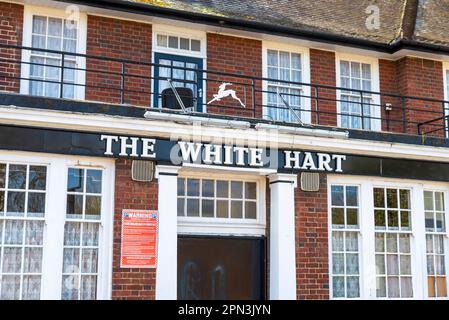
1;43;449;138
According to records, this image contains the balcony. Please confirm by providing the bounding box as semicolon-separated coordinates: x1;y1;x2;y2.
1;43;448;143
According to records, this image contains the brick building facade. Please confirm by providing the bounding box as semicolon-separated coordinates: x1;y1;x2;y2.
1;0;449;301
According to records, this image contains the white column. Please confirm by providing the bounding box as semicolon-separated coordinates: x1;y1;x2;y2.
268;173;298;300
155;165;181;300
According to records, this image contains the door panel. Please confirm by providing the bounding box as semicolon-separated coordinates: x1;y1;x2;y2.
178;236;265;300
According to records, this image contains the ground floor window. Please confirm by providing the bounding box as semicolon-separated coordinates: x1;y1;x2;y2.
0;154;113;300
177;173;266;236
328;177;449;299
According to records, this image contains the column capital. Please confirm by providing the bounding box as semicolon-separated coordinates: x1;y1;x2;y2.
155;165;181;178
268;173;298;188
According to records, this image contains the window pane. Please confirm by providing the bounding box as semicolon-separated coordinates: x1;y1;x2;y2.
168;36;178;48
245;182;257;200
333;276;345;298
191;39;201;52
8;165;26;189
346;209;358;227
186;199;199;217
202;180;214;198
202;200;214;218
180;37;189;50
67;194;83;217
216;200;228;218
32;15;47;35
424;191;434;211
86;170;102;194
347;277;360;298
81;248;98;273
1;275;21;300
387;189;398;208
25;221;44;245
177;178;185;196
245;201;257;219
85;196;101;219
0;163;5;188
68;168;84;192
332;208;344;227
346;186;358;206
7;191;25;216
2;247;22;272
22;276;41;300
157;34;167;47
332;232;344;251
231;200;243;219
64;222;81;246
48;18;62;37
231;181;243;199
331;186;344;206
375;210;386;229
28;166;46;190
187;179;200;197
217;181;229;198
27;193;46;217
24;247;43;273
177;198;185;217
374;188;385;208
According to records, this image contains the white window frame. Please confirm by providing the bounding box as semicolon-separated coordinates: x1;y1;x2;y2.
335;53;381;131
177;170;266;237
262;41;311;124
328;175;449;300
20;5;87;100
0;151;114;300
329;183;363;299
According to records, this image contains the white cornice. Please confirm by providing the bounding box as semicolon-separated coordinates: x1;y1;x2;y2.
1;105;449;162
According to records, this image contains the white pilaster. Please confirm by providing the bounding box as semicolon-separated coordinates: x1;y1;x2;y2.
268;173;298;300
155;165;181;300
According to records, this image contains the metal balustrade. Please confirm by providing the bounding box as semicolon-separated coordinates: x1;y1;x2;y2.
0;43;448;138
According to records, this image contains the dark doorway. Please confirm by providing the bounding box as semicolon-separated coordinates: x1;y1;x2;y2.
178;235;266;300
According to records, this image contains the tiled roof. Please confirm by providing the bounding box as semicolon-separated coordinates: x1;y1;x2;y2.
125;0;449;49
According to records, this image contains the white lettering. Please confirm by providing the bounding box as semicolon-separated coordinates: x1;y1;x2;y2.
223;145;234;165
332;154;346;173
100;135;118;156
204;144;222;165
317;153;333;171
284;151;301;169
250;148;263;167
178;142;203;162
119;136;139;157
301;152;317;170
141;138;156;158
233;146;248;166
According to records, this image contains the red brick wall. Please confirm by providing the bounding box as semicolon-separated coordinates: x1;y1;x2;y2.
86;16;152;107
0;2;23;93
295;173;329;299
397;57;445;136
379;59;405;133
112;159;158;300
310;49;337;126
206;33;262;118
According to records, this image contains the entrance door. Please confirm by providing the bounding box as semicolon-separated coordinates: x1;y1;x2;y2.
178;235;265;300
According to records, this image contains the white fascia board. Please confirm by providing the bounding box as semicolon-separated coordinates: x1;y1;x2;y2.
2;105;449;162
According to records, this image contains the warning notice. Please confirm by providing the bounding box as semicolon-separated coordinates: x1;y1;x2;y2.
120;209;158;268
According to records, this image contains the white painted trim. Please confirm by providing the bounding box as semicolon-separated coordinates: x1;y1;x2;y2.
327;174;449;300
152;23;207;58
155;165;181;300
20;4;87;100
335;52;381;131
5;106;449;163
262;41;312;124
177;171;267;236
268;173;297;300
0;150;115;300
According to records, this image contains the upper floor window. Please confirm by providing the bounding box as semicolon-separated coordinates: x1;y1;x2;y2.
21;6;86;100
156;33;201;53
152;26;206;111
263;44;311;123
336;54;380;131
